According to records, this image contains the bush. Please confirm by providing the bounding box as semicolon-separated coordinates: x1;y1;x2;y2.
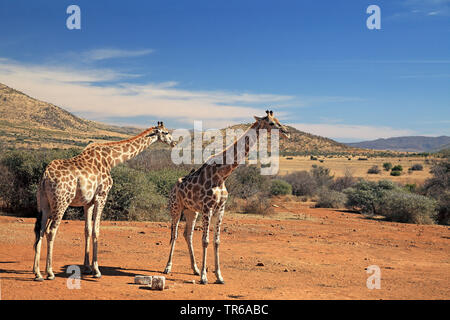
242;194;274;215
381;191;437;224
315;188;347;208
146;168;190;198
410;163;423;171
0;149;80;213
226;165;270;199
367;165;381;174
383;162;393;171
390;170;401;176
423;160;450;225
344;180;398;215
330;173;358;192
392;165;403;172
104;165;168;221
281;171;318;197
270;179;292;196
311;166;334;188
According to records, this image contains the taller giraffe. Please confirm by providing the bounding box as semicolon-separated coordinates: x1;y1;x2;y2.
33;122;175;281
164;110;290;284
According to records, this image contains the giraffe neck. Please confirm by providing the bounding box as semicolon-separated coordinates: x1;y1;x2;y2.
88;127;158;169
208;121;262;180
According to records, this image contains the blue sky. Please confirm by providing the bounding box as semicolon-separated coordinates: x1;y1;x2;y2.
0;0;449;142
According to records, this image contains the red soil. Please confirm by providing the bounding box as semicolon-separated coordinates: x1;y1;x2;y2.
0;200;449;300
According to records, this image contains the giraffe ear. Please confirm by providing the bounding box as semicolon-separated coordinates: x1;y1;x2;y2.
270;110;273;116
265;110;269;115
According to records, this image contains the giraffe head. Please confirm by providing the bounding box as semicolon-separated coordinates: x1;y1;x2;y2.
254;110;290;138
147;121;177;147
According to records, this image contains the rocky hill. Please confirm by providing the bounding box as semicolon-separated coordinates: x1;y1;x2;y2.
0;83;140;149
0;82;373;155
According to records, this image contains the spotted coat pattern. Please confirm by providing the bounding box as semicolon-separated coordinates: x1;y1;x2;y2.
32;123;175;281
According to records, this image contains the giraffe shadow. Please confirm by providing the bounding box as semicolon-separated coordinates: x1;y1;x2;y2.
0;261;36;282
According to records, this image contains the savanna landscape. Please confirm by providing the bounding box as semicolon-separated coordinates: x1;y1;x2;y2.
1;1;449;305
0;83;448;300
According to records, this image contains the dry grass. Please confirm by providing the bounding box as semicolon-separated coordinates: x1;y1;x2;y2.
279;156;436;185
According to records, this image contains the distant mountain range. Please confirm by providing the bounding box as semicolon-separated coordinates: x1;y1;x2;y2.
345;136;450;152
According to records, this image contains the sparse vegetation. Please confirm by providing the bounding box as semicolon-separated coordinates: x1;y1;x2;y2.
410;163;423;171
315;188;347;208
383;162;393;171
367;165;381;174
270;179;292;196
380;191;437;224
281;171;318;197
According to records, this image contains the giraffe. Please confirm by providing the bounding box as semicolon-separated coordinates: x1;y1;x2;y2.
163;110;290;284
33;121;176;281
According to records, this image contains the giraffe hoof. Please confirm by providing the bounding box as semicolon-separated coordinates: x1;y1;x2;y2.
215;279;225;284
93;273;102;279
82;266;93;275
34;276;44;282
200;279;208;285
163;268;171;274
193;270;200;276
47;275;55;280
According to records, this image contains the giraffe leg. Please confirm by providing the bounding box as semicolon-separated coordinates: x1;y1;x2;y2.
91;195;107;278
45;212;64;280
213;206;225;284
200;208;212;285
33;207;49;281
82;203;94;274
183;210;200;275
163;209;182;274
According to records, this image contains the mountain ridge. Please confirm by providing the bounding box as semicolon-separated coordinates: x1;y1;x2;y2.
345;136;450;152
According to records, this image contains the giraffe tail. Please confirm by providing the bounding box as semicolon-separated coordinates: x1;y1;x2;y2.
34;179;48;250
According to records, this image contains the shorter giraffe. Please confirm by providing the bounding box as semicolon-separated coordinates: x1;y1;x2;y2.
164;110;290;284
33;122;175;281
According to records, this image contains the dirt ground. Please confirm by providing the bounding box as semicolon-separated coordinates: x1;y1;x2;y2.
0;199;449;300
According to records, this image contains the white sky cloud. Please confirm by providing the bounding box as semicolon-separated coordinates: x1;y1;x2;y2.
0;57;293;125
81;48;154;61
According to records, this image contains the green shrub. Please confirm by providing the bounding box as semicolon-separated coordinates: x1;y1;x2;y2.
315;188;347;208
146;168;191;197
104;165;168;221
383;162;393;171
226;165;270;199
423;160;450;225
410;163;423;171
344;180;398;215
270;179;292;196
0;149;80;213
381;191;437;224
392;165;403;172
390;170;401;176
367;165;381;174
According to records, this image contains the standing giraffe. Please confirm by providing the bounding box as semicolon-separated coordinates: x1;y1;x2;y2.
164;110;290;284
33;122;176;281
